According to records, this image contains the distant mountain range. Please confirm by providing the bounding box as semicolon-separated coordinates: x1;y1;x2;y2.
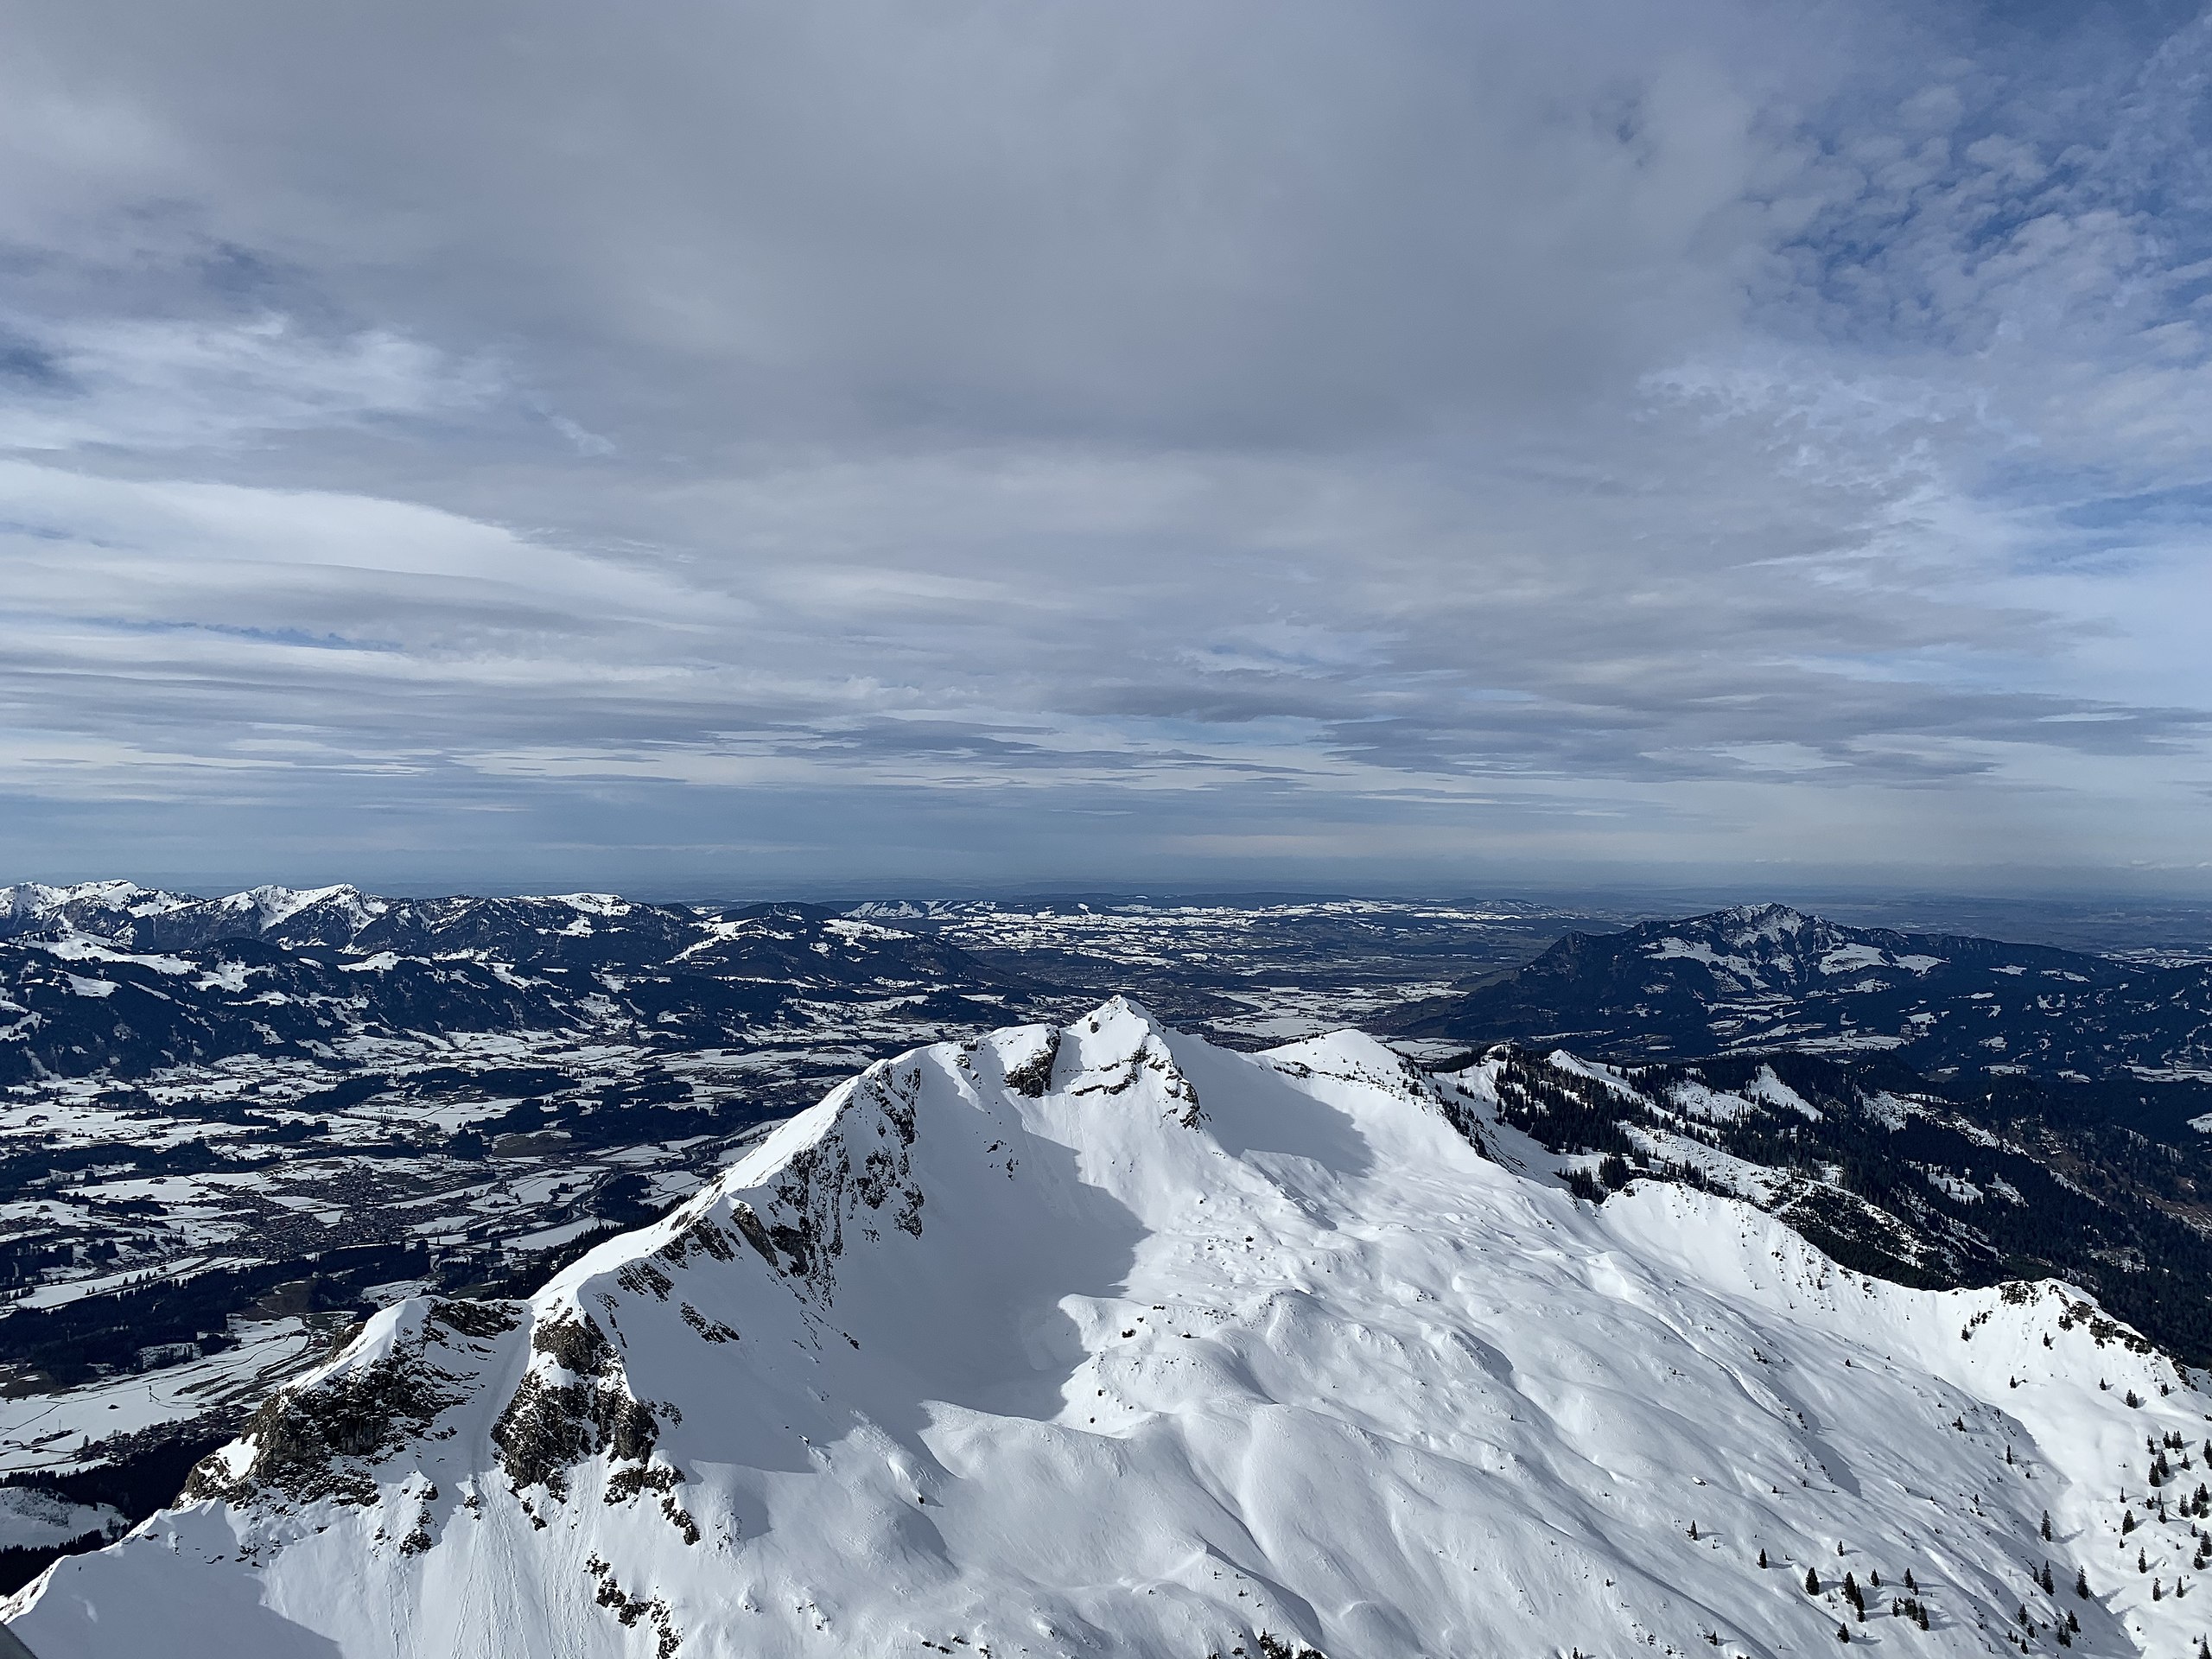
0;881;1041;1083
11;884;2212;1085
1386;901;2212;1080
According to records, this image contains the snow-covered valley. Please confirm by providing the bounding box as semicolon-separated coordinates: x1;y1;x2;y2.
9;999;2205;1658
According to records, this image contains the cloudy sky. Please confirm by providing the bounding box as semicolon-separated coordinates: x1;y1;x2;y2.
3;1;2209;897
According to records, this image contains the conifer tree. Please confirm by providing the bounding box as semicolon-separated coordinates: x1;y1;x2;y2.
1905;1569;1918;1593
1758;1548;1768;1568
1807;1567;1821;1595
2075;1567;2090;1599
2042;1511;2053;1541
2040;1562;2055;1594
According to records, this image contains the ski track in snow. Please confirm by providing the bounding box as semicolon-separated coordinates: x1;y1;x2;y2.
7;997;2204;1659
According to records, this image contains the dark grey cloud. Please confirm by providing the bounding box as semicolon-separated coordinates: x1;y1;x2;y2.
0;0;2209;893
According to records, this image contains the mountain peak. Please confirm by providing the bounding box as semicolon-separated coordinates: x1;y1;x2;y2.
1052;995;1203;1121
219;880;364;906
540;892;632;916
1071;991;1170;1047
0;879;200;938
1707;900;1815;937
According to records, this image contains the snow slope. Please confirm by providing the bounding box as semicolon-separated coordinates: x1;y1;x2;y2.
8;998;2205;1658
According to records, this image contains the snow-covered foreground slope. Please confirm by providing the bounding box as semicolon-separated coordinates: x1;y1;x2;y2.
8;1000;2205;1658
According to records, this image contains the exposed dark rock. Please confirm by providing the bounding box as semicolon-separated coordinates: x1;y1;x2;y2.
1004;1031;1060;1097
186;1320;482;1506
490;1313;658;1500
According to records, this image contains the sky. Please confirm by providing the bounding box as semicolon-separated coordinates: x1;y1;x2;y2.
3;0;2211;899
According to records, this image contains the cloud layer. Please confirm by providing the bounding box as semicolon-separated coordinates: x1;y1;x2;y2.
2;0;2209;893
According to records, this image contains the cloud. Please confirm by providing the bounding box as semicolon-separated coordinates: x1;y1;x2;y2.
0;1;1805;443
0;0;2209;893
0;315;493;452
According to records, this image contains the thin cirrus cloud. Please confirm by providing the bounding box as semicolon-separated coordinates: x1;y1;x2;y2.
0;315;488;451
0;0;2208;894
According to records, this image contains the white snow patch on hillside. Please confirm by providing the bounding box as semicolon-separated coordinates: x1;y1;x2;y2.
34;938;193;975
823;918;914;942
1666;1077;1754;1122
1623;1123;1786;1205
1861;1091;1913;1129
1649;937;1758;981
1744;1065;1821;1120
1544;1050;1644;1098
1925;1168;1984;1203
0;1489;124;1551
544;893;632;917
0;1320;323;1473
1788;1030;1910;1053
190;960;258;993
1817;943;1891;975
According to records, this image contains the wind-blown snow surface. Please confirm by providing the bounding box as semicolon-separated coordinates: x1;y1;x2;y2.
8;1000;2204;1657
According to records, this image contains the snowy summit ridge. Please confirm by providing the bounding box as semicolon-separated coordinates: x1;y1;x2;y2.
9;997;2204;1658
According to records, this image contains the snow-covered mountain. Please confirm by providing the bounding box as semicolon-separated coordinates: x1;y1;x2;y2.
2;881;718;959
1389;903;2212;1078
0;880;403;949
10;999;2202;1658
0;882;199;941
